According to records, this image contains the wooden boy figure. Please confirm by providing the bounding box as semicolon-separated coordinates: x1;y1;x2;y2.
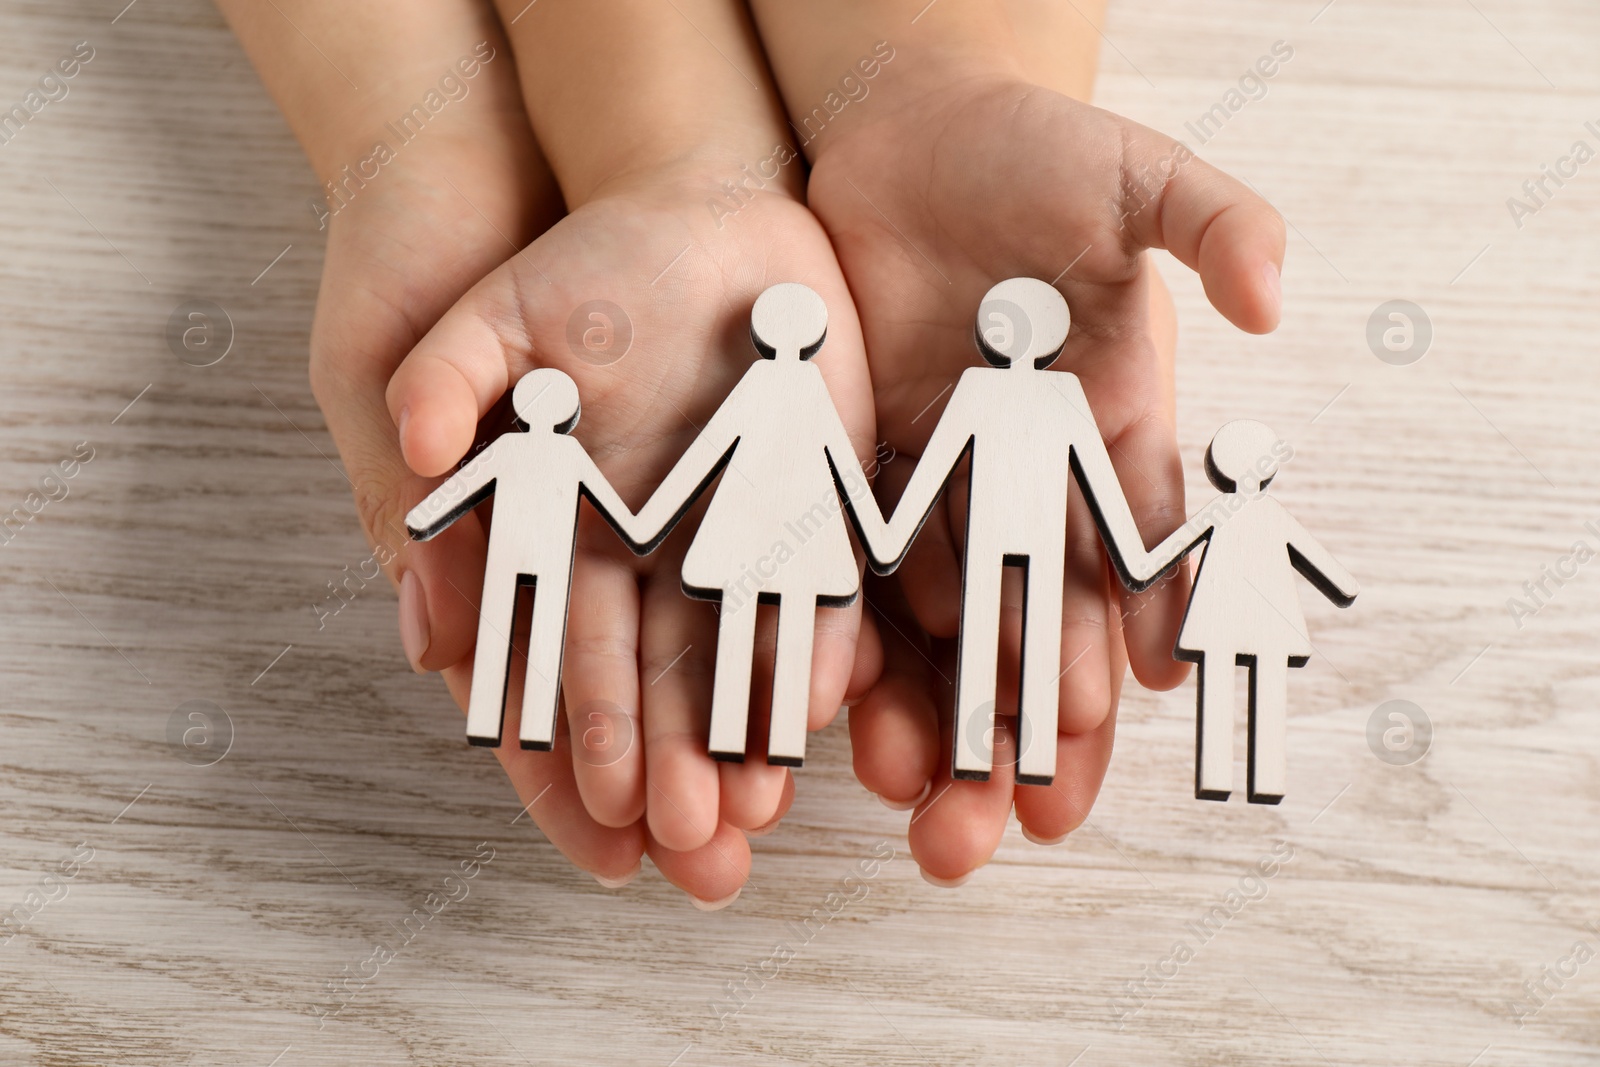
406;368;646;750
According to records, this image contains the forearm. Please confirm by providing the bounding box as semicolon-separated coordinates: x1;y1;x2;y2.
215;0;538;191
493;0;800;207
746;0;1105;162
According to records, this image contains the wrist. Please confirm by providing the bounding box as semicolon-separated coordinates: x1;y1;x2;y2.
748;0;1101;162
800;51;1027;165
500;0;802;211
580;137;806;212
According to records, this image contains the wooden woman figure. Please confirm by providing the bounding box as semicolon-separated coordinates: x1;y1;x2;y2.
1146;420;1359;804
631;282;890;767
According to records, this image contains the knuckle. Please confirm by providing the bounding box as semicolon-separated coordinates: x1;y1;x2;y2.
350;474;412;563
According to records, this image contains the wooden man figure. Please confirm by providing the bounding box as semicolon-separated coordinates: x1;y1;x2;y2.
848;277;1167;785
405;368;646;750
1144;420;1358;803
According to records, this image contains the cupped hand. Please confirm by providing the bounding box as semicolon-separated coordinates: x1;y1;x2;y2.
309;115;767;901
807;72;1285;880
383;174;883;882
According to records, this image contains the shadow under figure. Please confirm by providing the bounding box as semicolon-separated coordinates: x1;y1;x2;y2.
1148;420;1359;804
631;283;883;768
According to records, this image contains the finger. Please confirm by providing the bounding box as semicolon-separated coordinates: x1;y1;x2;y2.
749;770;797;836
440;651;645;884
647;821;752;909
1111;266;1191;690
717;605;789;832
383;255;544;477
843;609;884;707
808;599;862;731
850;580;941;807
1057;476;1113;734
309;346;489;674
562;531;646;829
639;565;723;852
1064;266;1191;691
876;456;962;639
1015;608;1125;841
1118;122;1287;334
1012;706;1118;844
1108;267;1191;690
906;648;1014;885
996;563;1024;701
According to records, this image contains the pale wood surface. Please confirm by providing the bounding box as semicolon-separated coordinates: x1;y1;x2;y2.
0;0;1596;1064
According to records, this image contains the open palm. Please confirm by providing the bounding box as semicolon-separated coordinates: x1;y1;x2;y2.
806;74;1286;880
385;178;883;894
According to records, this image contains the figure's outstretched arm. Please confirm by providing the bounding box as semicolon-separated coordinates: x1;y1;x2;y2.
628;389;743;553
1142;503;1219;584
1060;377;1159;589
573;450;653;555
858;380;975;575
819;393;895;567
405;447;501;542
1283;510;1360;607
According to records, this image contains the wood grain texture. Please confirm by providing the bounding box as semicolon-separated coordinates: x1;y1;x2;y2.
0;0;1596;1064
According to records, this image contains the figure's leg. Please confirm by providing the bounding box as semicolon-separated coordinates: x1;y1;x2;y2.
708;592;760;762
518;565;574;750
766;595;817;767
953;555;1005;781
1016;553;1065;785
1195;652;1236;801
1247;654;1290;804
465;563;521;746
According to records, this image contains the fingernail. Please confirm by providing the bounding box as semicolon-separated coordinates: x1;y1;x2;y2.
689;887;742;911
1021;827;1070;846
877;779;932;812
398;570;430;673
594;862;641;889
919;867;969;889
397;406;412;461
748;817;782;837
1262;261;1283;318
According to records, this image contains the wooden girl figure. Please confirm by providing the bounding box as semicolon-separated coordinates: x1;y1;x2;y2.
1147;420;1359;804
630;282;889;767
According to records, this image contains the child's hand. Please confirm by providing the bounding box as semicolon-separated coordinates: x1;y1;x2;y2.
801;70;1284;878
367;0;887;904
384;172;882;883
309;122;687;891
216;0;747;897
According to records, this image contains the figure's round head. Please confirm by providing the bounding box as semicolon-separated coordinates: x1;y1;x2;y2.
1205;419;1282;494
975;277;1071;370
512;367;581;433
750;282;828;361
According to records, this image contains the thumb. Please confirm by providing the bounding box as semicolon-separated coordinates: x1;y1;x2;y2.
384;251;546;479
1115;122;1287;335
310;309;489;675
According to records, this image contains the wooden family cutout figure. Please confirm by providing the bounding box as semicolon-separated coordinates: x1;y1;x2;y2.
1143;420;1359;804
407;283;885;767
625;282;880;767
405;368;650;750
850;277;1172;785
405;277;1358;805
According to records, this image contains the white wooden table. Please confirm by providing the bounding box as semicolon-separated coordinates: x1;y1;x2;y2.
0;0;1595;1063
